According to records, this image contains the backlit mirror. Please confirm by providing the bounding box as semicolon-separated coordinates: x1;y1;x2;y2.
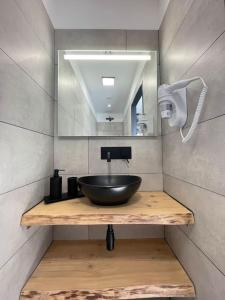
58;50;159;136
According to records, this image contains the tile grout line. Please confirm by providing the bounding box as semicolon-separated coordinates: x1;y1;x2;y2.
164;232;196;295
164;173;225;273
160;0;195;57
162;112;225;138
0;47;54;101
177;30;225;83
0;120;54;138
0;227;42;271
176;226;225;278
161;0;225;74
13;0;54;64
161;28;225;88
0;176;50;198
163;172;225;199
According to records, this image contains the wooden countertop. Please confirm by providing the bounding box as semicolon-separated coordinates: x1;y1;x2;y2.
21;239;195;299
21;192;194;226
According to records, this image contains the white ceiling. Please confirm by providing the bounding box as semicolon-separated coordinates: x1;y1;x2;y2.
70;59;144;114
42;0;169;30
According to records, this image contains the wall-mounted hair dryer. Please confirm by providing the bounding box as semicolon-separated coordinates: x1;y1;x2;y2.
158;77;208;143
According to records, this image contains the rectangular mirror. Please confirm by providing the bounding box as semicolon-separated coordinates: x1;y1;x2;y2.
58;50;159;136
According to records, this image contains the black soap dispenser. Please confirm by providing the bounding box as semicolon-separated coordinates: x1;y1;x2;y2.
50;169;64;200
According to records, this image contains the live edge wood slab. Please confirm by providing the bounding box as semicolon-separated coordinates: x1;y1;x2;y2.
20;239;195;299
21;192;194;226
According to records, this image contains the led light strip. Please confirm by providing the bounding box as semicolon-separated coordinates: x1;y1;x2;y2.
64;54;151;61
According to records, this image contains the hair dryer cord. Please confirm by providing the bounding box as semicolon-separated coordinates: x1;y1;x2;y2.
180;77;208;143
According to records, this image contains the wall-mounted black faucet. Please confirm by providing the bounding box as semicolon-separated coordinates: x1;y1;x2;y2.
101;147;132;161
107;151;111;163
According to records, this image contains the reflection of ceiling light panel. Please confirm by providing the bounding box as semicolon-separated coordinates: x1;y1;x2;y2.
107;104;111;108
102;77;115;86
64;54;151;61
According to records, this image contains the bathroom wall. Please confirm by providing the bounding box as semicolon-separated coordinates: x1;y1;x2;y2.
54;29;163;240
58;54;97;136
97;122;124;136
160;0;225;299
0;0;54;298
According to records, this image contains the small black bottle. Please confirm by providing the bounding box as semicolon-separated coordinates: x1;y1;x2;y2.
67;177;78;197
50;169;64;200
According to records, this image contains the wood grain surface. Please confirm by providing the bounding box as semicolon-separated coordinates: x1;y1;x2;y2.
21;192;194;225
21;239;195;299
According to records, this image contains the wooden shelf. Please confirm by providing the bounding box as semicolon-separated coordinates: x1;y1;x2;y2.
21;192;194;226
21;239;195;299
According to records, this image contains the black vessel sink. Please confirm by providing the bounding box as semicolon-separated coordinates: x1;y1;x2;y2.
78;175;141;206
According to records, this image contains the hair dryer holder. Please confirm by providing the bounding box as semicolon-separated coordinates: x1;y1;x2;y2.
167;88;187;128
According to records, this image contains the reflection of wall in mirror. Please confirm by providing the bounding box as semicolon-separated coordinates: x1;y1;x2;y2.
96;113;124;136
123;52;157;136
97;122;124;136
58;53;97;136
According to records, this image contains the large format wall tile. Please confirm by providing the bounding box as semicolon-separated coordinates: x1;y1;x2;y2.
126;30;158;50
0;179;49;268
55;29;126;51
130;173;163;191
88;225;163;240
54;138;88;174
54;224;163;241
161;0;225;83
88;137;162;174
163;116;225;196
162;32;225;136
159;0;194;56
0;227;51;300
182;32;225;125
166;227;225;300
55;137;162;177
164;174;225;275
0;50;54;135
14;0;54;57
0;123;53;194
54;226;89;240
55;29;159;54
0;0;53;96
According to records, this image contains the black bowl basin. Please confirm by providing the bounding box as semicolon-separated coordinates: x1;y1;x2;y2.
78;175;142;206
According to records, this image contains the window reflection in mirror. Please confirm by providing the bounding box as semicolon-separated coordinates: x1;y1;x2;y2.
58;50;158;137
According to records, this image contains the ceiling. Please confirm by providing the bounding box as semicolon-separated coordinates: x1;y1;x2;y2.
42;0;169;30
69;59;144;114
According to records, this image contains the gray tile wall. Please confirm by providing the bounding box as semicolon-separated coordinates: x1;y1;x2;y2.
97;122;124;136
54;29;163;240
58;54;97;136
159;1;225;299
0;0;54;298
